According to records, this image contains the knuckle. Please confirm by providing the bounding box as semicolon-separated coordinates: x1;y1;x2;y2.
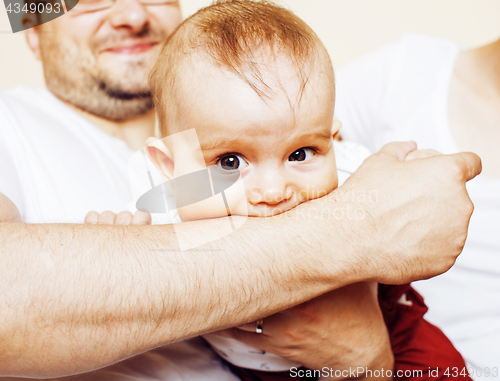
278;324;307;346
445;158;464;182
466;199;474;215
456;196;474;217
455;230;468;249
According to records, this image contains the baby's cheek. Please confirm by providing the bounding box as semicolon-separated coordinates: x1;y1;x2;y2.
177;195;229;221
176;174;249;220
224;179;249;216
298;169;338;201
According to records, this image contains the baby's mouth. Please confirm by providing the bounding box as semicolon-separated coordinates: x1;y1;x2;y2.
247;201;301;217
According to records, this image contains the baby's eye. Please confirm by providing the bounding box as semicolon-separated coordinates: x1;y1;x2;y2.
218;154;248;171
289;148;315;162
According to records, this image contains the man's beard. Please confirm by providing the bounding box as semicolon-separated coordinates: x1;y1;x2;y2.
39;26;165;121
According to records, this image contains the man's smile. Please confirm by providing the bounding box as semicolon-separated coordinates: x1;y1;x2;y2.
101;40;159;55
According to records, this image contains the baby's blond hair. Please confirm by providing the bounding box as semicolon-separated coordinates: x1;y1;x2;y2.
150;0;334;136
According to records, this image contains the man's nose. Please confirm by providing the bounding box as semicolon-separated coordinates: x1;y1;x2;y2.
108;0;149;33
248;170;292;206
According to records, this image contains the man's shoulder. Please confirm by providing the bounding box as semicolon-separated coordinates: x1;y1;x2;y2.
393;33;461;78
0;87;56;147
398;33;460;57
0;86;51;107
337;33;460;84
0;86;88;143
336;34;461;151
0;86;55;125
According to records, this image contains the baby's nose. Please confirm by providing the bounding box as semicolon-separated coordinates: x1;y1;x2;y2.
248;174;292;206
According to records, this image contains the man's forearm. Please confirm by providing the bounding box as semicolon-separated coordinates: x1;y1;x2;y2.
0;143;482;377
0;215;354;377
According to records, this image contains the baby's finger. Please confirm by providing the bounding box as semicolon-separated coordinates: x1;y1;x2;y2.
85;211;99;225
132;210;152;225
115;211;134;225
98;211;117;225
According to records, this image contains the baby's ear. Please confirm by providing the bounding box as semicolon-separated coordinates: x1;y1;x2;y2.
332;119;342;140
146;138;174;180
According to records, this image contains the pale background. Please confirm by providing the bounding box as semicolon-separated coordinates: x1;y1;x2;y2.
1;0;499;89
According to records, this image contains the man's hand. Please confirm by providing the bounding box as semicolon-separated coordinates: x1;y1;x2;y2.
308;141;481;285
217;282;393;381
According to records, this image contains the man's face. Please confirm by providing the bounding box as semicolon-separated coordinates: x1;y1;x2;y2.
35;1;182;120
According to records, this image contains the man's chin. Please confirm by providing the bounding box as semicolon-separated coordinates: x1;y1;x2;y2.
97;75;151;99
100;50;156;65
97;59;153;87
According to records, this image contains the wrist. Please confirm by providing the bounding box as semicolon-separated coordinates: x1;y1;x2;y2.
360;343;395;381
281;189;374;286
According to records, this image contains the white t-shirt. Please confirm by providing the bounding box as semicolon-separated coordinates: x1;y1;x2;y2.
335;34;500;373
0;86;240;381
0;87;134;223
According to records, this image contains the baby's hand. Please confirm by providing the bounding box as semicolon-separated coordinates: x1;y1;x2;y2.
84;210;152;225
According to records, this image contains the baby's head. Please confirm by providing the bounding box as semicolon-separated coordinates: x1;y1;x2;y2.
148;0;339;219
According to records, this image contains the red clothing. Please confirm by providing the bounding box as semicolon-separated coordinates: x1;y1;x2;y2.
230;284;472;381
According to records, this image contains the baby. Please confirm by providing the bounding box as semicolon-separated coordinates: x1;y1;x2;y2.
145;0;353;370
88;0;471;377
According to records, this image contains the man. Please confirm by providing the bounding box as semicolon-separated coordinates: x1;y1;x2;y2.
335;32;500;373
0;0;480;378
